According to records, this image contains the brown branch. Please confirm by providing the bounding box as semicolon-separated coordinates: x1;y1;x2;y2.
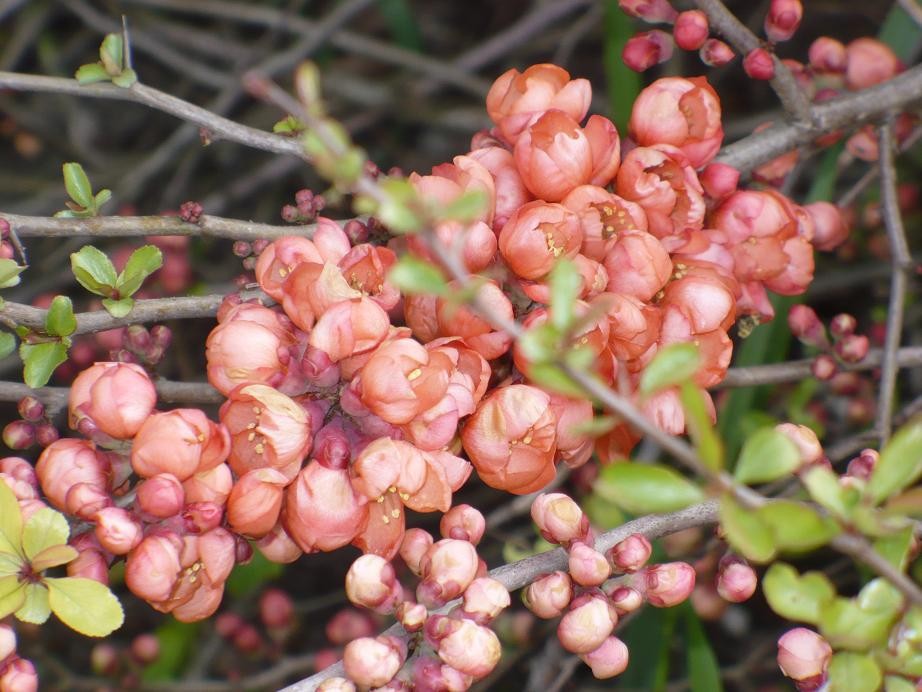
286;500;721;691
694;0;814;123
830;532;922;605
0;212;317;241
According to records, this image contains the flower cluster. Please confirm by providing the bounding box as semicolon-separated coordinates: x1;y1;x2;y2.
0;625;37;692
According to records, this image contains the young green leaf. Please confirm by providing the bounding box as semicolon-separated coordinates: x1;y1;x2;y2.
15;582;50;625
111;68;137;88
0;479;23;558
680;381;724;472
639;343;700;396
762;563;836;624
116;245;163;297
21;508;70;561
99;34;124;75
758;500;839;552
29;544;79;572
0;332;12;359
595;463;705;514
101;297;135;318
884;676;917;692
719;493;776;563
0;259;26;289
801;466;855;520
827;653;882;692
548;258;581;332
734;427;802;485
46;577;125;637
874;526;915;571
0;576;26;620
526;362;587;398
71;245;117;295
62;162;95;210
20;341;69;388
94;188;113;209
867;417;922;505
45;296;77;338
75;63;111;85
388;255;447;295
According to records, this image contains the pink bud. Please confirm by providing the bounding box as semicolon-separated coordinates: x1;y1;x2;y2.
255;521;303;564
326;608;378;645
608;534;652;573
396;601;428;632
462;577;511;624
418;539;479;607
0;624;16;661
94;507;143;555
69;362;157;440
131;409;230;481
699;39;735;67
775;423;823;466
17;396;44;422
345;554;403;613
125;532;182;603
400;528;434;576
568;543;611;587
530;493;590;547
439;504;486;545
777;628;832;686
343;636;405;689
743;48;776;80
67;546;110;584
317;678;357;692
411;655;473;691
64;482;112;520
618;0;677;23
36;438;110;512
182;463;233;506
523;571;573;619
227;468;288;538
233;624;262;653
607;586;644;615
808;37;847;74
764;0;803;42
0;658;38;692
283;461;367;553
846;448;878;479
622;30;674;73
131;633;160;664
804;201;848;252
700;163;740;202
259;588;294;630
580;636;630;679
787;305;828;349
716;556;758;603
811;354;838;381
643;562;696;607
2;421;35;450
673;10;709;50
433;618;501;679
90;642;119;675
829;313;856;340
845;38;901;90
136;473;184;518
834;334;869;363
557;593;617;654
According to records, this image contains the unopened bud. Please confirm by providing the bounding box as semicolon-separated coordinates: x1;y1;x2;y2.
395;601;428;632
829;314;857;339
343;636;405;689
673;10;709;51
418;539;479;607
568;543;611;587
400;528;434;576
531;493;590;547
345;554;403;613
34;423;59;447
618;0;677;23
94;506;143;555
233;624;263;654
179;200;203;224
3;421;35;450
0;657;38;692
643;562;696;607
125;325;152;353
462;577;511;624
259;587;294;630
699;39;735;67
700;162;740;202
622;30;674;72
557;593;617;654
17;396;44;422
765;0;803;43
608;533;652;573
131;633;160;665
232;241;252;258
777;628;831;688
607;586;644;615
788;305;828;348
716;556;758;603
811;354;838;381
579;636;630;679
90;642;119;675
326;608;377;645
808;37;846;73
846;448;878;480
743;48;776;80
0;624;16;661
523;571;573;619
834;333;868;363
775;423;823;466
136;473;184;518
440;504;486;545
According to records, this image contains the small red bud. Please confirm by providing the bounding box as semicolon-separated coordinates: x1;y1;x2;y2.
673;10;709;51
618;0;678;23
699;39;735;67
716;556;758;603
743;48;776;80
622;30;675;72
788;305;828;348
17;396;45;422
179;201;203;224
3;421;35;450
811;354;838;381
232;241;252;258
131;634;160;665
259;588;294;630
765;0;803;43
829;314;857;340
834;333;869;363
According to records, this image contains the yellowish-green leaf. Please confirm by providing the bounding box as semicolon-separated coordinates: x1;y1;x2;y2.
45;295;77;338
734;427;802;485
62;162;94;209
439;189;488;224
596;462;705;514
46;576;124;637
71;245;117;295
762;563;836;625
874;526;915;571
101;297;135;318
0;553;22;577
719;493;775;563
885;676;917;692
111;68;137;88
758;500;839;552
99;34;124;75
0;576;25;619
116;245;163;297
388;255;447;296
15;582;50;624
640;343;700;396
30;544;79;572
801;466;854;520
22;508;70;561
0;479;23;558
827;652;882;692
0;259;26;289
20;341;69;389
75;62;110;85
0;332;15;359
680;381;724;471
868;417;922;505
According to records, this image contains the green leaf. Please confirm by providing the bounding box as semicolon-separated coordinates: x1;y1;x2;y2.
548;258;581;332
75;63;111;85
874;526;915;570
639;343;700;396
821;580;903;650
0;477;24;558
99;34;124;75
0;332;15;359
684;605;723;692
680;382;724;472
801;466;855;520
0;576;25;619
62;162;95;210
116;245;163;297
22;508;70;561
596;462;704;514
868;417;922;505
273;115;304;134
20;341;68;388
0;259;26;289
719;493;776;563
439;189;488;223
94;188;112;209
758;501;839;552
388;255;447;295
15;582;50;624
885;676;918;692
734;427;802;485
46;576;124;637
762;563;836;625
30;544;79;572
526;362;587;398
372;178;423;234
827;652;882;692
111;68;137;88
517;323;560;364
45;295;77;337
101;297;135;318
70;245;117;295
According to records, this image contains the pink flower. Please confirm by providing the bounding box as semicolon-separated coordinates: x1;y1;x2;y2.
435;281;514;360
603;230;672;302
499;201;582;280
136;473;184;518
308;296;391;363
514;110;594;202
36;438;110;512
69;362;156;439
562;185;648;262
227;468;289;538
629;77;723;169
94;507;143;555
182;463;233;505
254;235;322;301
131;409;230;481
125;531;183;603
467;146;534;232
338;244;400;311
283;460;367;553
254;521;303;564
777;628;832;686
486;64;591;144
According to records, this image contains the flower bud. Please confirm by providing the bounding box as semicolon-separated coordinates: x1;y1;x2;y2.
699;162;740;202
67;546;110;584
643;562;696;607
396;601;428;632
580;636;630;679
775;423;823;467
846;448;878;480
607;586;644;615
255;521;302;564
36;438;110;512
131;633;160;664
568;543;611;587
699;39;735;67
777;628;832;687
2;421;35;450
136;473;185;518
17;397;44;423
523;571;573;619
227;468;288;538
499;202;582;280
343;636;405;689
418;539;479;607
400;528;434;575
283;461;367;553
345;554;403;613
131;409;230;481
804;201;848;251
69;362;157;440
433;618;501;680
618;0;677;23
326;608;378;645
182;463;233;506
673;10;709;50
34;423;59;448
411;655;473;691
764;0;803;42
622;30;674;72
94;507;143;555
182;501;224;534
0;657;38;692
845;38;900;90
829;313;856;340
811;354;837;381
743;48;775;80
530;493;590;547
716;556;758;603
233;624;262;654
90;642;118;675
462;577;511;624
557;593;617;654
439;504;486;545
0;624;16;661
125;532;182;602
787;305;828;349
259;588;294;630
808;37;847;74
834;333;869;363
608;533;652;573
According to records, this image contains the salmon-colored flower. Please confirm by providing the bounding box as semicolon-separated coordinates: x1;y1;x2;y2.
435;281;514;360
131;409;230;481
603;230;673;302
466;146;533;232
309;296;391;363
514;110;593;202
499;201;582;280
337;244;400;311
562;185;648;262
226;468;289;538
69;362;156;440
36;438;110;512
255;236;322;301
